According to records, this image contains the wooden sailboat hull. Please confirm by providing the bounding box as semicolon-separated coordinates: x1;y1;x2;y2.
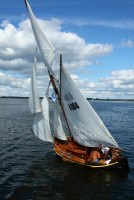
54;140;129;170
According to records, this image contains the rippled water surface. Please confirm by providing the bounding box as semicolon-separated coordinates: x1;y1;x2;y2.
0;98;134;200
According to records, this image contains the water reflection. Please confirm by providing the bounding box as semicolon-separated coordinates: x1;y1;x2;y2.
61;162;129;199
10;153;129;200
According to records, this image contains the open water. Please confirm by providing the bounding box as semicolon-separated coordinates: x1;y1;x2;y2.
0;98;134;200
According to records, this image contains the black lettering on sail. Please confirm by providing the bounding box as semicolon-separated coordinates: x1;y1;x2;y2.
68;102;80;111
68;104;72;110
74;102;79;109
63;93;74;102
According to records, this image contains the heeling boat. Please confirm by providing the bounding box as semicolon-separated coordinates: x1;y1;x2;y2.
25;0;129;170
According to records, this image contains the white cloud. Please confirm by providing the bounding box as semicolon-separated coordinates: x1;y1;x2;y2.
121;39;134;48
0;72;29;96
0;18;133;99
72;69;134;99
0;70;49;97
0;18;112;73
70;74;79;80
65;18;134;30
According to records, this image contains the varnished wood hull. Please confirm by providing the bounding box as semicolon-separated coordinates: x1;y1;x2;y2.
54;140;129;170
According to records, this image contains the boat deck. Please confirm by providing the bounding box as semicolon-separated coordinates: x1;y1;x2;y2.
53;138;129;169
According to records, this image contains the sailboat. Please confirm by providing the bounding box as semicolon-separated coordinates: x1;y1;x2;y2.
25;0;129;169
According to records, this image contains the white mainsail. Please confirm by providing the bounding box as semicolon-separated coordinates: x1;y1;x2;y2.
60;65;118;148
25;0;55;74
33;84;53;142
29;56;41;114
54;100;67;140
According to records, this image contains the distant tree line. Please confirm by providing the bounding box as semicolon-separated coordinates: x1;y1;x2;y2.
0;96;134;101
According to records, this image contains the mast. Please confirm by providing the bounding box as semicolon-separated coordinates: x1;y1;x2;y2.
60;54;62;103
49;55;72;138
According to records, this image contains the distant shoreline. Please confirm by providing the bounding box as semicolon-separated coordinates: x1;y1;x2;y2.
0;96;134;101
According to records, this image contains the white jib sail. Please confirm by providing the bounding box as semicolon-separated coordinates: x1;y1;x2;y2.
29;56;41;114
25;0;55;74
54;100;67;141
33;84;53;142
61;65;118;148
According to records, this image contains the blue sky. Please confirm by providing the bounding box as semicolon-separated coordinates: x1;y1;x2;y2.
0;0;134;99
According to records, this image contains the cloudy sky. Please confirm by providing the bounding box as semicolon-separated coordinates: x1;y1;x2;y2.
0;0;134;99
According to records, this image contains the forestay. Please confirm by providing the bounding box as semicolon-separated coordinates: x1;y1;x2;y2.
60;65;118;147
25;0;55;74
29;56;41;114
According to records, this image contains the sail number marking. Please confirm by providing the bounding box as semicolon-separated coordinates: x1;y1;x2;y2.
63;93;74;101
63;93;79;111
68;102;80;111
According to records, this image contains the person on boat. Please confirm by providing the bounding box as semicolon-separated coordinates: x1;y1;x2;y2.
111;148;121;161
87;146;106;164
101;147;109;155
100;146;121;164
101;147;112;158
100;146;113;165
